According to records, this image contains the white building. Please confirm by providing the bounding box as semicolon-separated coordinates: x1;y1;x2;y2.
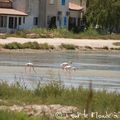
0;0;28;32
0;0;84;33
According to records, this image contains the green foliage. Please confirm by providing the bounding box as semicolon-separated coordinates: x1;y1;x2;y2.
1;28;120;39
39;43;55;50
34;81;64;100
0;110;46;120
30;28;48;35
0;111;27;120
23;42;40;49
4;42;23;49
59;43;77;50
0;82;32;104
30;28;71;38
29;28;48;38
5;28;77;39
3;42;55;50
0;81;119;113
86;0;120;33
113;42;120;46
14;31;27;38
7;31;27;38
79;27;100;38
51;28;75;38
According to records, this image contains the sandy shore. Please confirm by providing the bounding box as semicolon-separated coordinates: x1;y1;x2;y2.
0;37;120;48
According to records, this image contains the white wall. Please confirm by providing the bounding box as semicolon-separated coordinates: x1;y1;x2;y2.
13;0;39;30
57;0;69;28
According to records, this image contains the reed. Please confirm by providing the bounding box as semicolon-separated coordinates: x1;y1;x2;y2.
0;110;47;120
0;80;119;120
0;81;119;113
0;110;118;120
3;28;120;39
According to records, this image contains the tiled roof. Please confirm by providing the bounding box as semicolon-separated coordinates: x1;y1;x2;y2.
69;2;83;11
0;8;27;16
0;0;12;2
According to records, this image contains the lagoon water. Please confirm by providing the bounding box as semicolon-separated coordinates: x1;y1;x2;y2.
0;51;120;92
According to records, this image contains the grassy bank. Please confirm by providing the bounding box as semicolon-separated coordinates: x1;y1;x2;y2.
0;110;48;120
0;110;118;120
0;81;119;120
0;28;120;39
0;81;119;111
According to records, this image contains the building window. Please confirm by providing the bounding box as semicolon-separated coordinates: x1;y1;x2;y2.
33;17;38;25
9;17;17;29
19;17;21;25
9;17;13;28
23;17;25;24
61;0;65;5
0;16;7;27
50;0;54;4
64;16;67;26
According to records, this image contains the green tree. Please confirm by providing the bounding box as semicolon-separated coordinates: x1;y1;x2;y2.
86;0;120;33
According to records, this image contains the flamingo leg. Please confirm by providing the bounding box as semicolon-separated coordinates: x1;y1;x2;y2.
32;66;36;73
29;66;31;73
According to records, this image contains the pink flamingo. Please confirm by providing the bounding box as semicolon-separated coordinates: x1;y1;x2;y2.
64;65;72;71
60;62;69;69
25;61;36;73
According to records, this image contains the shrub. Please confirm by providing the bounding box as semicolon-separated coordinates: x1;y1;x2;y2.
113;42;120;46
39;43;55;50
23;42;40;49
2;42;55;50
79;27;100;39
4;42;23;49
59;43;77;50
39;43;49;49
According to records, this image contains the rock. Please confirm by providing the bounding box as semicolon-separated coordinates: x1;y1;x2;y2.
9;105;23;112
0;104;79;119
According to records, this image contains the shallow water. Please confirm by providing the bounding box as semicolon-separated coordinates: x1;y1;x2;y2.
0;51;120;92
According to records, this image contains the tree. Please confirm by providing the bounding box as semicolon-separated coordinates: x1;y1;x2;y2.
86;0;120;33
